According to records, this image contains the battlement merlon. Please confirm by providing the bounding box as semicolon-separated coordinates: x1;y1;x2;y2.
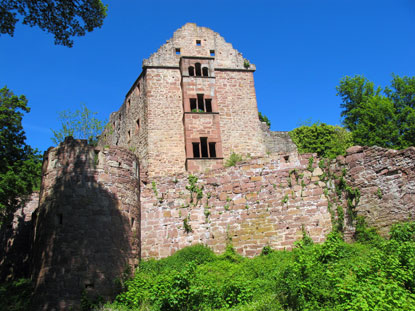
142;23;256;70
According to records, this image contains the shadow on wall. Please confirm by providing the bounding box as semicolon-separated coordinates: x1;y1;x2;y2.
0;193;37;282
30;138;138;311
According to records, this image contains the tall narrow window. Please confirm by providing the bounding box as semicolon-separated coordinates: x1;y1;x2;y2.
200;137;208;158
205;99;212;112
210;50;215;56
196;40;201;46
188;66;195;76
175;48;181;55
202;67;209;77
127;130;131;141
190;98;197;111
195;63;201;76
209;142;216;158
135;119;140;132
197;94;204;111
127;99;131;110
192;143;200;158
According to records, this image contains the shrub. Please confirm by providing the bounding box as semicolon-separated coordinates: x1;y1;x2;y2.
289;122;353;159
225;152;243;167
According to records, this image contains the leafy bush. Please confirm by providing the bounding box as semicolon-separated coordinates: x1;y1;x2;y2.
289;122;353;158
109;222;415;311
0;278;33;311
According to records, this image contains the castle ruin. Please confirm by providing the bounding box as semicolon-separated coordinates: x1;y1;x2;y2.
1;23;414;311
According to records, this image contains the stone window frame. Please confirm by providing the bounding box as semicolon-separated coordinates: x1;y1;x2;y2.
191;137;218;159
188;94;213;113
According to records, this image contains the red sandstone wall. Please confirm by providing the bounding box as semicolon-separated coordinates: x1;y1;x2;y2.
31;138;140;311
140;146;415;259
215;70;266;159
140;152;331;259
146;68;186;177
342;146;415;236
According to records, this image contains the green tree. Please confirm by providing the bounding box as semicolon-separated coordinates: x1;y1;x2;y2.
0;0;107;47
51;103;105;145
289;122;353;158
337;75;415;149
0;86;42;225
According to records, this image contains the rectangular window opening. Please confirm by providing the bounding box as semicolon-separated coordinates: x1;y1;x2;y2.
200;137;208;158
128;130;131;141
197;94;204;112
196;40;201;46
192;143;200;158
58;213;63;225
205;99;212;112
190;98;197;111
175;48;181;55
210;50;215;56
209;142;216;158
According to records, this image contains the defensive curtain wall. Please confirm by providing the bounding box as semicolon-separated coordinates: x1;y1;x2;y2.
1;139;415;310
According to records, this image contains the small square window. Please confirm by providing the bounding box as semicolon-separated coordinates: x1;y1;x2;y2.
196;40;201;46
175;48;181;55
210;50;215;56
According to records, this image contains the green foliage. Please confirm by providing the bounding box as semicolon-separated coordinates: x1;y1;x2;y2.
225;152;243;167
390;222;415;242
277;228;415;310
51;102;105;146
112;244;290;311
289;122;353;158
281;195;288;204
0;0;108;47
185;175;203;204
0;278;33;311
354;216;381;244
258;112;271;127
183;216;192;233
243;59;250;69
107;222;415;310
191;108;204;113
337;74;415;149
0;86;42;226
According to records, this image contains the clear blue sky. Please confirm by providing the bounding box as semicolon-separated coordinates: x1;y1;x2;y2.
1;0;414;153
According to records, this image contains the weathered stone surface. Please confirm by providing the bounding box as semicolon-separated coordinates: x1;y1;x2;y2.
98;23;265;177
30;138;140;311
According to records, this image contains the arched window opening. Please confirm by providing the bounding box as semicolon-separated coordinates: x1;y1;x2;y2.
188;66;195;76
202;67;209;77
195;63;202;76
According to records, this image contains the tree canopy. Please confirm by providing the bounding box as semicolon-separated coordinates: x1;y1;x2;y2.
0;86;41;225
0;0;107;47
337;75;415;149
51;102;105;145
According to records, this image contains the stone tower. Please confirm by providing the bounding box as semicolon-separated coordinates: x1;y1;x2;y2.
99;23;266;177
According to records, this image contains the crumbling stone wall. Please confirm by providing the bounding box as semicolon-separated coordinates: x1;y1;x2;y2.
31;138;140;311
140;146;415;259
140;151;332;259
341;146;415;236
260;122;298;154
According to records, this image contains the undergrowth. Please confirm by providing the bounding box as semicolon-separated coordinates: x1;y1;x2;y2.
98;221;415;311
